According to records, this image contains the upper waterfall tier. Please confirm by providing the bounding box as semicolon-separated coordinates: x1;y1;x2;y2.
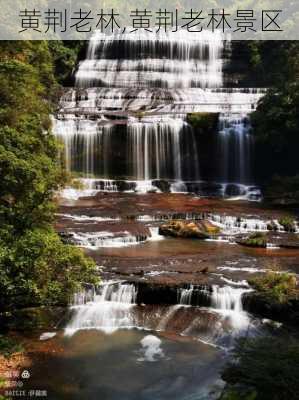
58;87;266;117
76;30;225;89
53;29;267;193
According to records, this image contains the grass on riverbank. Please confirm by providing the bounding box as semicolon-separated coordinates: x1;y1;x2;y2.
249;272;298;304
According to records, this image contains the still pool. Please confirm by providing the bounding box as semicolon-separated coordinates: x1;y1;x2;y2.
25;329;225;400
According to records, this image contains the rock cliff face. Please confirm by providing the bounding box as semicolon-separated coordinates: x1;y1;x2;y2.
243;292;299;326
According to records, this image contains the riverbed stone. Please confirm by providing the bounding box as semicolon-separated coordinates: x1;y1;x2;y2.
236;232;267;248
158;220;210;239
243;292;299;326
198;220;220;234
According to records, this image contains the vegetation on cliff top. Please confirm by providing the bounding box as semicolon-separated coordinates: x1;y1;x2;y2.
186;112;219;132
249;42;299;191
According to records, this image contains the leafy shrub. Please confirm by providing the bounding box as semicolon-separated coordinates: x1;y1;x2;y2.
221;336;299;400
0;42;99;311
0;335;23;359
249;272;298;304
0;228;99;309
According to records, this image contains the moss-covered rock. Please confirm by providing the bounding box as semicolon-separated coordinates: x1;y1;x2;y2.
237;232;267;248
243;272;299;325
198;220;220;234
186;112;219;132
278;216;296;232
158;220;210;239
249;272;298;304
0;306;68;331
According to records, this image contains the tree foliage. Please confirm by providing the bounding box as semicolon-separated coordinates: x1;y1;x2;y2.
250;42;299;182
0;41;98;311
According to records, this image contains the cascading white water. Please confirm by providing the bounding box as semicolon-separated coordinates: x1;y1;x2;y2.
127;119;185;181
53;119;113;178
78;30;224;89
65;281;137;335
178;285;194;305
211;285;252;330
68;226;163;249
53;29;266;194
64;281;257;347
217;113;252;184
53;117;199;183
177;285;211;306
207;214;298;234
211;286;246;312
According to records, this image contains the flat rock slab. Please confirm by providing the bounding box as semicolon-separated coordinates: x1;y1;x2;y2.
58;192;298;220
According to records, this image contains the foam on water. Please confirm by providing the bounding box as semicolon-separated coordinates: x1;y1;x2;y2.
138;335;164;362
39;332;57;341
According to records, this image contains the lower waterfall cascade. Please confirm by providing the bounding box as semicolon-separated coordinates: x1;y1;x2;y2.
65;281;255;344
65;282;137;335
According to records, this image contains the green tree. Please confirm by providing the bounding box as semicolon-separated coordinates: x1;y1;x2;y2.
0;41;98;311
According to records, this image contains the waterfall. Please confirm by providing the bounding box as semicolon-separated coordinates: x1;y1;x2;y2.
177;285;211;306
67;226;163;249
53;29;266;195
127;119;185;181
208;214;270;234
54;119;113;178
211;286;246;312
148;227;164;241
65;281;137;335
176;284;250;314
70;231;148;248
217;113;252;185
64;282;255;345
211;285;252;330
77;30;224;89
178;285;194;305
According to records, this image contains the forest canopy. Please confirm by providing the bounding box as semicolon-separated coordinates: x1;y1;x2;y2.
0;41;98;310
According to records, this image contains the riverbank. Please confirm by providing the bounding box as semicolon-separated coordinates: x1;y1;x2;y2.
1;192;298;399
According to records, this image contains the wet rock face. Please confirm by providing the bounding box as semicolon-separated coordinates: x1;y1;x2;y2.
223;183;245;197
243;292;299;326
158;220;218;239
199;220;221;235
151;180;171;193
58;231;75;245
134;282;212;307
136;283;179;305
